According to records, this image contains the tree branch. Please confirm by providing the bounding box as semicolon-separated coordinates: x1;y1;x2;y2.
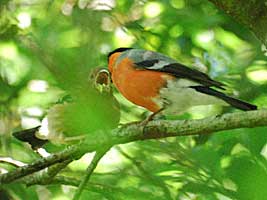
72;147;110;200
24;159;72;186
0;157;26;167
117;147;172;199
112;109;267;142
0;109;266;184
208;0;267;46
45;176;123;199
0;145;82;184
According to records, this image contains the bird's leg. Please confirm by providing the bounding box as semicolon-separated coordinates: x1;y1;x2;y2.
119;108;165;128
139;108;165;126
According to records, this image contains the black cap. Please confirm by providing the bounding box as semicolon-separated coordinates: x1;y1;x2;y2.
107;47;132;59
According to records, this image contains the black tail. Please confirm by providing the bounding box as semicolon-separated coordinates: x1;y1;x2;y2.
191;86;257;111
13;126;48;149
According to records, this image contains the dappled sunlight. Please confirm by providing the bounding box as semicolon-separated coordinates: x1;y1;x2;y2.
0;42;30;84
215;28;251;51
230;143;250;155
27;80;48;93
247;69;267;84
58;29;85;48
0;42;18;59
144;2;164;18
114;28;135;47
89;0;115;10
0;0;266;199
246;60;267;84
170;0;185;9
195;30;215;45
95;147;127;172
69;152;95;171
23;106;44;117
21;116;40;129
169;24;184;38
52;195;70;200
17;12;31;29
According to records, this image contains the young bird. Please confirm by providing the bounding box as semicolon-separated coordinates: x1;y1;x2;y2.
13;67;120;148
45;67;120;143
108;48;257;116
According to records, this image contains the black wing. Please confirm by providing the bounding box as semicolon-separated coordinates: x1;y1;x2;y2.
135;59;257;111
135;60;225;90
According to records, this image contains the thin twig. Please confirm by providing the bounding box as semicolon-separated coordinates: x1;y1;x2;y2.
117;147;172;199
0;145;82;183
25;159;72;186
72;146;110;200
0;157;26;167
49;176;119;199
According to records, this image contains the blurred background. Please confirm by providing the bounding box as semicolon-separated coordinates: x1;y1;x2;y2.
0;0;267;199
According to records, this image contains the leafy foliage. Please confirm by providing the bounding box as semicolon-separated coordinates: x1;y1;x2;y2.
0;0;266;199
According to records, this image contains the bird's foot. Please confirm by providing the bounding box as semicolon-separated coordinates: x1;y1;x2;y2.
139;108;165;127
118;109;165;128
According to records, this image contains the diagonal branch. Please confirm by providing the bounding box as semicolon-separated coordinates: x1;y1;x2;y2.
72;146;110;200
117;147;172;199
43;176;123;199
0;109;267;184
24;159;72;186
0;145;82;184
0;157;26;167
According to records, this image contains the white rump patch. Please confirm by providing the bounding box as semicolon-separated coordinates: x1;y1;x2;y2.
160;79;227;115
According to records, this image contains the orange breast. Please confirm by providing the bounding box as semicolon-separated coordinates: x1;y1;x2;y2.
111;57;173;112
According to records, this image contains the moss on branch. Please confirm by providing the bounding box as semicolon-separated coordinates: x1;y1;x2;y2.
0;109;267;184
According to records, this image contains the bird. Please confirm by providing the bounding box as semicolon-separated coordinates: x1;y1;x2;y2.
44;67;120;142
107;47;257;117
13;67;120;148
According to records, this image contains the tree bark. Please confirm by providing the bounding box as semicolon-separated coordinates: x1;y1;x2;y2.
208;0;267;46
1;109;267;184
